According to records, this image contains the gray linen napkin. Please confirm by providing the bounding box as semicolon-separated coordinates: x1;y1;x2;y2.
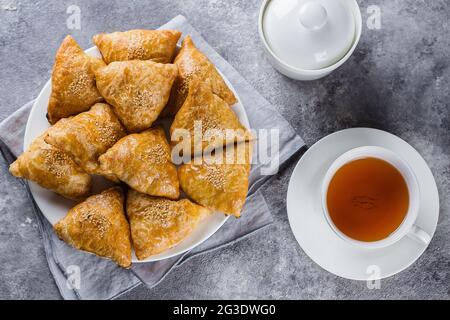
0;15;305;300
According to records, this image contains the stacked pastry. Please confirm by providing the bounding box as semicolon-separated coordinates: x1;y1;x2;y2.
10;30;253;268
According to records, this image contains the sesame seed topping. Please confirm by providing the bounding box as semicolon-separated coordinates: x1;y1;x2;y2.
140;144;167;164
204;165;225;190
128;45;147;59
80;208;111;238
199;114;220;132
127;34;148;59
68;72;92;97
94;120;120;146
42;149;71;178
192;106;221;138
177;66;201;95
135;90;155;106
184;66;200;80
140;199;184;228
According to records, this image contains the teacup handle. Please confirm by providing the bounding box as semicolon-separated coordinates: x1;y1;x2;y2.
407;225;431;245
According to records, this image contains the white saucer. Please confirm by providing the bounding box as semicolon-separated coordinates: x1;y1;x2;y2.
286;128;439;280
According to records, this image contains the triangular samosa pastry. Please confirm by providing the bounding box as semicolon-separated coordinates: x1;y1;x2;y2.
178;142;252;217
170;79;253;155
44;103;126;176
95;60;178;132
93;29;181;64
98;127;180;199
126;189;211;260
54;187;132;268
162;35;237;117
47;35;105;124
9;134;92;200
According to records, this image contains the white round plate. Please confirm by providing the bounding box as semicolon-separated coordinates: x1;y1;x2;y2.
24;46;251;263
287;128;439;280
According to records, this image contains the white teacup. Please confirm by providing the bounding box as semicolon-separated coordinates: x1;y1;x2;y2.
321;146;431;249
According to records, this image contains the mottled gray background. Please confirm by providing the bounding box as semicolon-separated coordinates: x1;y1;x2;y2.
0;0;449;299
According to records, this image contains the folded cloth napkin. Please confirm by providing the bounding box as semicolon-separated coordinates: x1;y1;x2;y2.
0;15;305;300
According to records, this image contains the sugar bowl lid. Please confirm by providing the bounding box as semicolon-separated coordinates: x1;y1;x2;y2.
261;0;357;70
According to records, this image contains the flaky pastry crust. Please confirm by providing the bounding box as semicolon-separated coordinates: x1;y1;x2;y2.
9;134;91;200
93;29;181;64
99;127;180;199
44;103;126;176
47;35;105;124
162;35;237;117
126;190;210;260
95;60;178;132
54;187;132;268
178;142;252;217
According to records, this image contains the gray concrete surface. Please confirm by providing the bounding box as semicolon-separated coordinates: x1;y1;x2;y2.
0;0;449;299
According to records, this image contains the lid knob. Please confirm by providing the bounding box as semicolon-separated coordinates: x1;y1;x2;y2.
299;2;328;30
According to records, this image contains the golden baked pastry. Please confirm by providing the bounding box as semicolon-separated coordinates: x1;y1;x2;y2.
170;79;253;155
93;29;181;64
95;60;178;132
178;142;252;217
163;35;237;117
9;134;91;200
47;35;105;124
44;103;126;176
98;127;180;199
126;189;211;260
54;187;132;268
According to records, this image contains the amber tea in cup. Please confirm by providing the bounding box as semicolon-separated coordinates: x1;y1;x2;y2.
326;157;409;242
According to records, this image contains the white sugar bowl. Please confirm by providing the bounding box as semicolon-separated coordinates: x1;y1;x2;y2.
258;0;362;81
